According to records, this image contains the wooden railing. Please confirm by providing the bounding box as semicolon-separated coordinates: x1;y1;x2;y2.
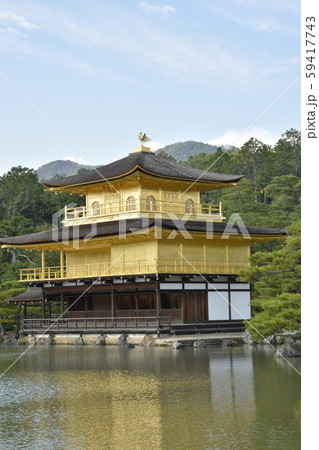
63;199;223;223
19;260;249;281
22;316;171;331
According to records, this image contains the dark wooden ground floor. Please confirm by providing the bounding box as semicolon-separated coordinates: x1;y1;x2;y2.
19;276;251;335
21;318;245;336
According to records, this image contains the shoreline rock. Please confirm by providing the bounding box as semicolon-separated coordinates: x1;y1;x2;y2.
2;336;19;347
275;341;301;358
172;341;184;349
44;334;55;346
140;334;156;347
193;340;206;348
94;335;106;346
74;336;84;346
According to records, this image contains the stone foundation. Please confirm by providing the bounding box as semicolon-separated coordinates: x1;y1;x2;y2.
1;332;245;347
22;333;152;346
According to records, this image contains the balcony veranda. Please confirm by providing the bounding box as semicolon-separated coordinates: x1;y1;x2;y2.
62;199;223;225
19;259;249;282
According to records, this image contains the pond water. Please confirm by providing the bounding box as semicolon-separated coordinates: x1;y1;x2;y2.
0;344;300;449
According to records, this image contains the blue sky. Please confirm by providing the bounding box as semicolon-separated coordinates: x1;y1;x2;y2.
0;0;300;174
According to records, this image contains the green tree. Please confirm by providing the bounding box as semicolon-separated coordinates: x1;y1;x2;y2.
0;281;24;334
265;175;301;215
239;222;301;340
0;166;84;226
231;138;275;191
220;179;257;220
188;147;235;175
0;167;45;222
273;129;301;178
77;168;91;174
157;151;177;162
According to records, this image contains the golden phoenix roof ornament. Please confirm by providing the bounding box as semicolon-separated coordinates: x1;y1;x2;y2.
138;132;151;144
130;132;153;153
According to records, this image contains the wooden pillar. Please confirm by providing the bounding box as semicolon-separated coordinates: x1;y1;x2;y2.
23;302;27;319
41;249;46;279
135;292;138;316
41;296;45;319
156;286;161;336
182;290;186;323
111;286;115;320
156;289;160;317
84;297;88;317
16;303;22;334
60;292;64;316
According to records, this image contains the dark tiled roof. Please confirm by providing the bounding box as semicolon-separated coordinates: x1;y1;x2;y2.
0;219;150;245
161;220;287;237
0;219;286;246
41;151;243;187
7;287;43;303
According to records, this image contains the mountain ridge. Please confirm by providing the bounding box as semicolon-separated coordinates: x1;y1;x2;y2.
37;160;94;181
155;140;233;161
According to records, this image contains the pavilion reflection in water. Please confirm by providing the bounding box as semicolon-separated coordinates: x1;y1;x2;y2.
51;347;257;449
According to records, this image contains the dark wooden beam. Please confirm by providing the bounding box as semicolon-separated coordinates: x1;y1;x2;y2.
111;286;115;320
41;295;45;319
60;292;64;316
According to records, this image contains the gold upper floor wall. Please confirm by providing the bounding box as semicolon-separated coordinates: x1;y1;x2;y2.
19;233;251;282
63;175;224;226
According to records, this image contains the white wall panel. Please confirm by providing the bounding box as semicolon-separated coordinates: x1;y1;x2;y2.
230;283;250;290
184;283;206;290
208;283;228;290
230;291;251;319
208;291;229;320
160;283;182;290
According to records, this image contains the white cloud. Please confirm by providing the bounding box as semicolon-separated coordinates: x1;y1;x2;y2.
261;66;285;77
233;0;299;12
139;3;175;15
288;55;300;64
148;140;164;151
208;2;298;34
0;1;254;85
0;10;39;30
261;55;300;78
207;127;279;148
64;156;88;165
127;30;250;83
62;55;96;76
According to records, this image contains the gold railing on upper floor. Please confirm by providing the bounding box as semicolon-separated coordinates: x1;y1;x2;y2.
19;259;248;282
63;199;223;223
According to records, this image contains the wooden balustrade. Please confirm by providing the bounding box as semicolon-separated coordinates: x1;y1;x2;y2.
20;260;248;282
63;198;222;222
22;316;171;331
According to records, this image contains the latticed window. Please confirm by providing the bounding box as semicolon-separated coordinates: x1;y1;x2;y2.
92;201;101;216
185;199;195;213
146;195;156;211
126;196;136;211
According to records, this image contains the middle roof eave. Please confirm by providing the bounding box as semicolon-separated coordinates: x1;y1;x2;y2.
0;218;287;247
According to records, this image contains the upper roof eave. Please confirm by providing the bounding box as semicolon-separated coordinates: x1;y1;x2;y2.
41;152;243;189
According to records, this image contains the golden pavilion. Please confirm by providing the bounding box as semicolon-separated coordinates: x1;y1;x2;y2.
1;141;286;335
